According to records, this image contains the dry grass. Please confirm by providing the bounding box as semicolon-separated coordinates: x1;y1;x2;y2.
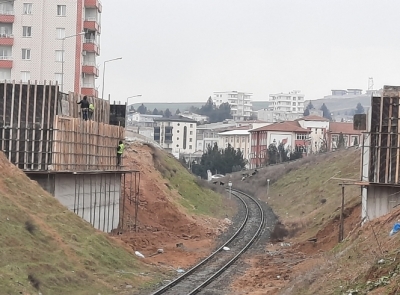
228;148;362;239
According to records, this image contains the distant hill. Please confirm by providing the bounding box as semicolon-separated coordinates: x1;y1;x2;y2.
131;101;271;113
131;95;370;115
308;95;371;115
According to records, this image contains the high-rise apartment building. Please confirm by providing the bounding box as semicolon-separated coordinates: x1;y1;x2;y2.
0;0;101;96
269;90;305;113
212;91;253;121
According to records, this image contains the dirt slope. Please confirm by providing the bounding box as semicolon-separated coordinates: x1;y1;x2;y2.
117;142;235;271
0;152;157;295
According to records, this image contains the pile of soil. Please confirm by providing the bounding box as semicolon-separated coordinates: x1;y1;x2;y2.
115;142;231;269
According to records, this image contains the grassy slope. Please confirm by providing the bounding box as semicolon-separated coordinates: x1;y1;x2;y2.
231;148;361;237
268;148;361;237
150;145;231;218
0;154;159;295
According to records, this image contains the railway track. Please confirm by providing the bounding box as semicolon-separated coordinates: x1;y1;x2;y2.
150;188;264;295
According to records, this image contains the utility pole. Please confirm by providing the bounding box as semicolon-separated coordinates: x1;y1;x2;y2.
339;184;345;242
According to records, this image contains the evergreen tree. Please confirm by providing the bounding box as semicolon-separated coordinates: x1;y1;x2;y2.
355;103;365;114
137;103;147;114
267;143;278;165
175;109;181;115
191;143;246;179
320;103;332;120
164;108;172;118
152;108;159;115
337;132;345;149
303;101;314;116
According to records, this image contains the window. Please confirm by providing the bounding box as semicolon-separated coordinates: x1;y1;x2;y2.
189;145;192;149
190;131;193;135
57;5;66;16
22;49;31;60
21;71;30;82
189;138;192;142
56;28;65;39
190;124;193;128
296;134;308;140
54;73;63;85
55;50;64;62
23;3;33;15
22;26;32;37
183;126;187;149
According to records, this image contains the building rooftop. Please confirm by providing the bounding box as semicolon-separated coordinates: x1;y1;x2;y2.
295;115;329;122
250;121;311;133
197;121;237;130
154;115;197;123
218;130;250;136
328;122;361;135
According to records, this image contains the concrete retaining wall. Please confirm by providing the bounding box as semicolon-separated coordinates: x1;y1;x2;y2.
54;174;121;233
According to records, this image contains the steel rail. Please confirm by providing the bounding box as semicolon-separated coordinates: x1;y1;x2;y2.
149;188;264;295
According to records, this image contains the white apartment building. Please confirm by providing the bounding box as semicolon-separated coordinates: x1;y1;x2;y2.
0;0;101;96
154;116;197;155
212;91;253;121
269;90;305;113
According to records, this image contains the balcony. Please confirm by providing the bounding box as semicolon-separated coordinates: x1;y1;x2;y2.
81;87;98;97
84;18;101;34
0;34;13;46
0;56;13;68
0;10;14;23
83;39;100;55
85;0;102;12
82;62;99;77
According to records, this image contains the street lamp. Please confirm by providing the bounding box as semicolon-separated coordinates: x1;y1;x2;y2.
228;180;232;199
101;57;122;100
125;95;142;130
61;32;85;93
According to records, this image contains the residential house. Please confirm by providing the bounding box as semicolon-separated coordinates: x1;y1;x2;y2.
179;111;208;124
154;116;197;155
196;120;237;152
327;122;361;150
0;1;102;97
218;129;251;165
212;91;253;121
295;115;330;153
249;121;311;168
257;108;304;122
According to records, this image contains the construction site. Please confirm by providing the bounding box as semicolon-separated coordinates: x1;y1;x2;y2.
0;80;140;233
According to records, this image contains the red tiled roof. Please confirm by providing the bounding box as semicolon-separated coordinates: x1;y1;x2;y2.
295;115;329;122
250;121;310;133
328;122;361;135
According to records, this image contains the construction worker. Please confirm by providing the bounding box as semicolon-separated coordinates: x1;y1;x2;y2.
77;96;89;121
117;140;125;166
88;101;95;120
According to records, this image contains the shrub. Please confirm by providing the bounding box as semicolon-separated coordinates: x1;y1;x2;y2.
25;220;36;234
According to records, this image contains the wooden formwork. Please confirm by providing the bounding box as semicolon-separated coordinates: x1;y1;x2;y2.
369;85;400;184
0;80;58;170
51;116;124;171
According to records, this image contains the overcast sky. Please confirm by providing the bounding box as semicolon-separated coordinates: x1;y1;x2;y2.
99;0;400;104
